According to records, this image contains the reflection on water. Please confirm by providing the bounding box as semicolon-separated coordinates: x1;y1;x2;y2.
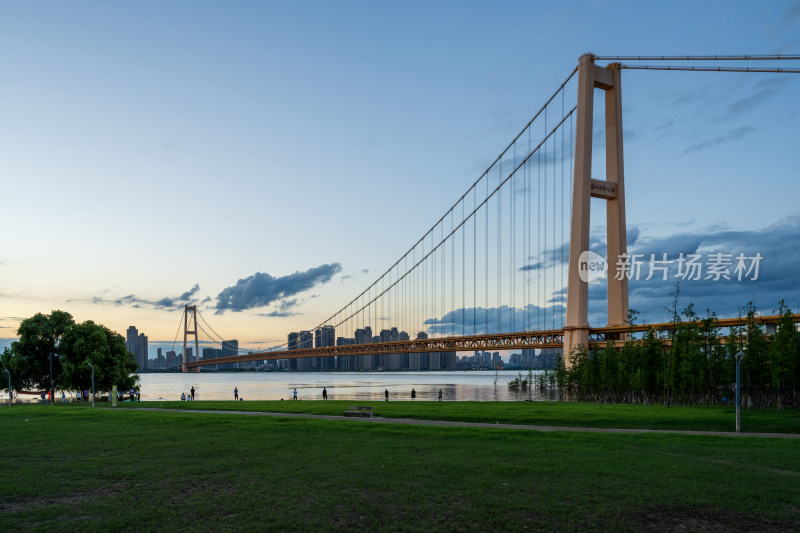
137;370;559;402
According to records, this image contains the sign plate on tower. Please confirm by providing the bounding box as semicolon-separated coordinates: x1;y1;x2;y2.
590;179;617;199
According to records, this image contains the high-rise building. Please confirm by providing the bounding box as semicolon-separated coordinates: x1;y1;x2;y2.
336;337;355;370
287;332;300;370
315;325;335;370
166;350;178;369
354;327;373;370
221;340;239;370
202;347;223;370
298;331;313;370
126;326;138;355
126;326;144;369
138;333;148;369
126;326;149;370
441;351;457;369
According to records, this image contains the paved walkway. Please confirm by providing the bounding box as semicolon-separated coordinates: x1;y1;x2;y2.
109;407;800;439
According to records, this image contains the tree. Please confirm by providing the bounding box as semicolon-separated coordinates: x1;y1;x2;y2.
58;320;139;394
767;300;800;406
0;310;74;391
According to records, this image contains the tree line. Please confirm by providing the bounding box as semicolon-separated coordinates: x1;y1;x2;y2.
0;310;139;396
548;298;800;408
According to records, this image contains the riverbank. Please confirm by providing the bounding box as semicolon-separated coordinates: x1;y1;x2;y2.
2;404;799;531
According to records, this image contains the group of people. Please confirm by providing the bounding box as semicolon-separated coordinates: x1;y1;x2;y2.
387;388;443;401
284;387;446;401
118;389;140;402
38;388;142;403
64;390;91;403
216;385;448;402
180;386;196;401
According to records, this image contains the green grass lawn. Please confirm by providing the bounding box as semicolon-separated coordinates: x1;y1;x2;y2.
2;405;799;532
108;399;800;434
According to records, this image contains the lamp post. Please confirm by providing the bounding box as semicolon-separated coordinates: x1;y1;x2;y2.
735;350;745;433
87;362;95;408
49;351;54;405
5;369;11;406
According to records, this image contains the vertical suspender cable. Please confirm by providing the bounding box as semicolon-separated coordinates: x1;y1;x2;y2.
561;89;566;329
451;210;455;338
441;222;445;338
524;128;528;331
543;106;548;332
511;142;515;333
473;188;477;335
552;107;557;330
462;200;465;337
497;161;502;334
537;150;542;330
485;165;489;333
433;231;437;337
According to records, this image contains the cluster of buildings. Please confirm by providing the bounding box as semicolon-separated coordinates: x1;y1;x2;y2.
284;326;560;371
126;325;243;371
126;325;189;370
286;325;455;371
201;340;245;370
509;348;561;370
125;323;560;372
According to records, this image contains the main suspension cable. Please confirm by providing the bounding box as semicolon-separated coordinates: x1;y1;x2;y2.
593;54;800;61
617;64;800;73
310;67;579;334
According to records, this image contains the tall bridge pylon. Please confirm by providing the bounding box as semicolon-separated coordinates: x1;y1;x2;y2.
564;54;629;365
182;305;200;373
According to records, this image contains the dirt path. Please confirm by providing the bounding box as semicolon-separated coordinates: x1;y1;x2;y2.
105;407;800;439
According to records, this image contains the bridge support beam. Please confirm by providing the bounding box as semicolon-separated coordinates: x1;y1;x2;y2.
564;54;629;369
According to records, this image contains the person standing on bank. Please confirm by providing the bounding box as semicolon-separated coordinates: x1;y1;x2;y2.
322;387;328;400
234;387;239;401
293;388;298;400
438;389;443;401
385;389;389;401
411;388;416;401
190;386;195;401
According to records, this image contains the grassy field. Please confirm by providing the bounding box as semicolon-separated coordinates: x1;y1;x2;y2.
2;404;799;531
107;399;800;434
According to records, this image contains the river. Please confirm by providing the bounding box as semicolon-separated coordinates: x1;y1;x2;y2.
136;370;557;402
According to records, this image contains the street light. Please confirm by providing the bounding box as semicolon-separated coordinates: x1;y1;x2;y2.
4;369;11;407
49;352;54;405
87;362;95;408
735;350;745;433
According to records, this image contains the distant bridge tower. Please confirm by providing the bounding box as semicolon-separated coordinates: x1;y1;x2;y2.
182;305;200;373
564;54;629;366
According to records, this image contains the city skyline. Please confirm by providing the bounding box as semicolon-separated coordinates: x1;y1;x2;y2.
2;2;800;351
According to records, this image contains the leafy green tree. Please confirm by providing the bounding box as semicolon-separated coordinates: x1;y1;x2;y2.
58;320;139;394
743;302;769;395
0;310;74;391
699;310;723;392
768;300;800;402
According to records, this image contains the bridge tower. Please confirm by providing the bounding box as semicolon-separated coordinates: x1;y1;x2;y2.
563;54;629;367
182;305;200;373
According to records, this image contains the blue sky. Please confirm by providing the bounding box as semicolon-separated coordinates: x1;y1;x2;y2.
1;1;799;354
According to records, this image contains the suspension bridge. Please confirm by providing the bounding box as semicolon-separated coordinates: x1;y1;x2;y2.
178;54;800;373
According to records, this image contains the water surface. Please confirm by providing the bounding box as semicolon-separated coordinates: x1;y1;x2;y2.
137;370;556;402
